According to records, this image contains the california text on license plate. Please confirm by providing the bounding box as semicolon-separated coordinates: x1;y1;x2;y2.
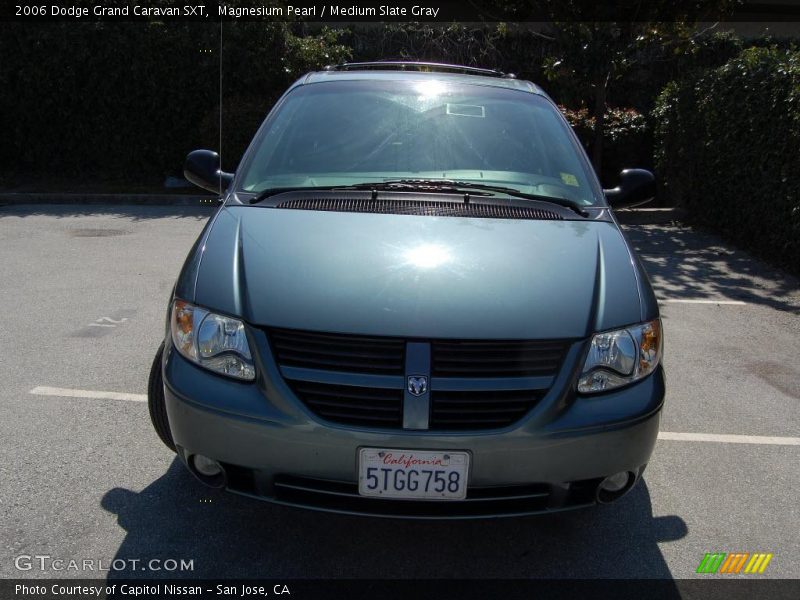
357;448;470;500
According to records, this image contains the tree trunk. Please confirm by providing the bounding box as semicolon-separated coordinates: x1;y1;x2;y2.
592;73;610;176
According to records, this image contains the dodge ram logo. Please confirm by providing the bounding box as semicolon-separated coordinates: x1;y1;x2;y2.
407;376;428;397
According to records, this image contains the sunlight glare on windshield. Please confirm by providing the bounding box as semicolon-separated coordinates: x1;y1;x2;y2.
414;79;447;100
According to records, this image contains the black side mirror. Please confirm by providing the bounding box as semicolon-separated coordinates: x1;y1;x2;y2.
603;169;656;209
184;149;234;194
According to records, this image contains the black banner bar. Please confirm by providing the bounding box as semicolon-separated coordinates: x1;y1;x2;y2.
4;579;800;600
4;0;800;22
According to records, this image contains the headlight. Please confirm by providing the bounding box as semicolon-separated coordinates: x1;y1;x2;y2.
170;299;255;381
577;319;662;394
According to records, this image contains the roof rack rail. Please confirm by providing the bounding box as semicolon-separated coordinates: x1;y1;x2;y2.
323;61;516;79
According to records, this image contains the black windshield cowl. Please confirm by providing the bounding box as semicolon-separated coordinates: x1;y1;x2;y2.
248;180;589;217
388;179;590;217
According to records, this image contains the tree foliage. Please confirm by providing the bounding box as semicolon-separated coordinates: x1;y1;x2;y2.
541;1;740;170
654;46;800;274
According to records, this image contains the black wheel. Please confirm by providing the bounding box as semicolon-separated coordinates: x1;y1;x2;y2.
148;341;176;452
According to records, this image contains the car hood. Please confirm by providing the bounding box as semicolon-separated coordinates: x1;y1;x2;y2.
188;206;651;339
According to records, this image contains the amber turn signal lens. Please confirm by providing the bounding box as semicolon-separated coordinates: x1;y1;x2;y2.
638;319;662;375
174;300;193;334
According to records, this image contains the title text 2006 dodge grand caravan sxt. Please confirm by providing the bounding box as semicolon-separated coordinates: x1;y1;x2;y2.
147;62;664;518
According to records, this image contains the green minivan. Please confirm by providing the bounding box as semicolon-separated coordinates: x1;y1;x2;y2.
148;62;664;518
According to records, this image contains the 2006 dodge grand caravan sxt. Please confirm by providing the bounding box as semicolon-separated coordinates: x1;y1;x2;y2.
148;61;665;518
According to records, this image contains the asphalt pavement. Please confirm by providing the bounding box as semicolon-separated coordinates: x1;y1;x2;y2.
0;204;798;581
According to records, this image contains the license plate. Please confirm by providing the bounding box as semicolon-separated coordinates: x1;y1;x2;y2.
358;448;469;500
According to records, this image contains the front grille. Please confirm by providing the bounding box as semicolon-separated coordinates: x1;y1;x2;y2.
268;328;569;431
432;339;569;377
429;389;543;430
276;197;563;220
288;381;403;428
270;328;404;375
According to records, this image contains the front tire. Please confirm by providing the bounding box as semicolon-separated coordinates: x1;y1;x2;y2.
148;341;176;452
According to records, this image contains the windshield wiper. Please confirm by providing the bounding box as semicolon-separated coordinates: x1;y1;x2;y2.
248;180;589;217
248;181;494;204
388;179;590;217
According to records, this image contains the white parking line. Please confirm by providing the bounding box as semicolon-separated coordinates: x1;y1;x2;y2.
658;431;800;446
29;386;146;402
659;298;747;305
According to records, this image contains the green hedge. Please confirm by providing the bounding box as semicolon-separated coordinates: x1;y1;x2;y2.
0;23;217;182
654;46;800;273
0;22;351;186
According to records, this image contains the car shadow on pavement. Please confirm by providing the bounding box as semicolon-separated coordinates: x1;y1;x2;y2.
101;459;687;581
621;224;800;314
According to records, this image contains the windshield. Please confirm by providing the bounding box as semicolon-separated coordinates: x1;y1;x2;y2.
238;79;600;206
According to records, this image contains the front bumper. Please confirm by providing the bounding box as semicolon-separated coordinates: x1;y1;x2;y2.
163;331;664;518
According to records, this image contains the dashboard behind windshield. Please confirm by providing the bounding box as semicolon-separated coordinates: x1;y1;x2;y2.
238;79;601;206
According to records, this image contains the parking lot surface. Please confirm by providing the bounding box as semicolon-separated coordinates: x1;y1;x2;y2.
1;204;798;580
